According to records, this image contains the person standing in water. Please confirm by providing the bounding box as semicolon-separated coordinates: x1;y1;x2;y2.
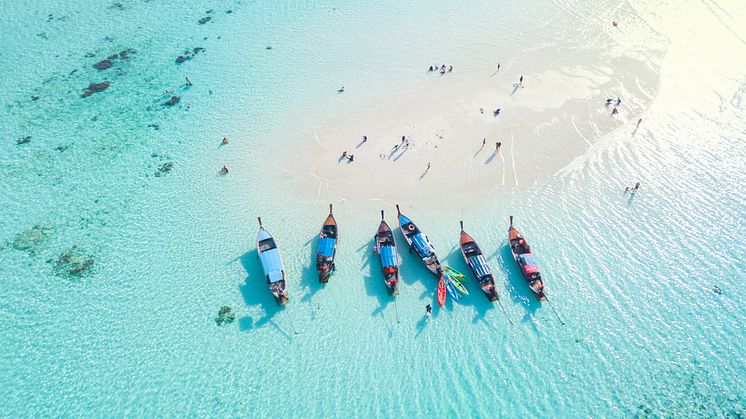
519;75;524;85
185;76;192;86
497;63;501;72
634;181;640;191
426;304;432;318
482;138;486;147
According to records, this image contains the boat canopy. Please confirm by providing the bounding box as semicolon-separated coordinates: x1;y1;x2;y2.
523;264;539;275
469;254;492;278
259;247;283;279
518;253;537;266
410;234;433;257
318;237;336;257
380;245;398;268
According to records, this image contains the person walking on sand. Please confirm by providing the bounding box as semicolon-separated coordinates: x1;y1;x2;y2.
624;186;630;194
637;118;643;126
362;135;367;143
606;98;613;105
222;136;229;145
482;138;486;147
448;65;453;72
494;108;501;117
337;86;345;93
616;97;622;106
401;136;406;145
496;142;502;152
519;75;524;85
426;162;431;171
497;63;501;72
634;181;640;191
612;107;619;115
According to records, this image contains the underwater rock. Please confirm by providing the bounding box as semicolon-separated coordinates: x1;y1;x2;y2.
215;306;235;325
55;145;68;152
54;247;94;278
31;95;40;101
226;10;233;14
198;16;212;24
164;96;180;106
193;47;205;54
13;225;53;253
175;55;188;64
266;46;272;50
81;81;110;97
17;136;32;145
94;59;113;70
155;161;174;176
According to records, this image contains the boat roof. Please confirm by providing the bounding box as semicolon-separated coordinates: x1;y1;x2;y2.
380;245;398;268
518;253;537;265
259;248;284;281
318;237;336;257
469;254;492;278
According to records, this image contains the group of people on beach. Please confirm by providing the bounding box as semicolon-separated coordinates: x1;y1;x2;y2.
606;96;622;115
624;182;641;194
428;64;453;75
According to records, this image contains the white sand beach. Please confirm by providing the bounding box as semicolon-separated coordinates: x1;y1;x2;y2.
278;39;663;206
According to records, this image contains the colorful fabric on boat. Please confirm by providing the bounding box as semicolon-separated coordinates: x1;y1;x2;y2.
380;246;398;268
318;237;336;257
469;255;492;278
523;264;539;274
410;234;432;257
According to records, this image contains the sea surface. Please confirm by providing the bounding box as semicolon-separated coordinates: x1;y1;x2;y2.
1;0;745;417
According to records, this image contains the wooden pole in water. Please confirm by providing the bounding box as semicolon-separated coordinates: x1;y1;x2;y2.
329;203;333;214
460;220;464;231
381;210;385;220
396;204;401;215
509;215;513;227
258;216;263;227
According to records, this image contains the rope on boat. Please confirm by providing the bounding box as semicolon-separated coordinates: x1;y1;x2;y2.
497;299;514;325
544;296;565;325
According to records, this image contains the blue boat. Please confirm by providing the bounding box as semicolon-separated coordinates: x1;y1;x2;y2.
374;210;400;295
396;204;443;277
459;221;499;301
316;204;338;283
256;217;288;305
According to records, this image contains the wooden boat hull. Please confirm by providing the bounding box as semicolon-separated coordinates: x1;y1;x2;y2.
508;216;546;300
375;211;400;295
396;205;443;277
459;223;499;302
316;204;338;283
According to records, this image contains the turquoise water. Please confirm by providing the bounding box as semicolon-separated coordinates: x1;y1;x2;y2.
1;0;745;417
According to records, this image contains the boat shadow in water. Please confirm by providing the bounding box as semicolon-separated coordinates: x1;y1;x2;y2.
443;247;497;327
361;236;394;318
497;244;542;325
236;249;286;333
299;233;323;305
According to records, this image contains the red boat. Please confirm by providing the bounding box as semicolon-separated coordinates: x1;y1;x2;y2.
508;216;545;300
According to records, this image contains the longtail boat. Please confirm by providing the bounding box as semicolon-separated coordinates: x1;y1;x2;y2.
508;216;545;300
256;217;288;305
459;221;499;301
374;210;399;295
396;204;443;277
316;204;338;283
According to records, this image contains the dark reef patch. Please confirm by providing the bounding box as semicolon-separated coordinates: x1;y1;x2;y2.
54;246;94;279
155;161;174;176
82;81;110;97
215;306;236;325
13;225;53;254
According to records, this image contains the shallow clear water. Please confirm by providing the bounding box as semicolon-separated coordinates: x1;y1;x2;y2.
1;0;744;417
